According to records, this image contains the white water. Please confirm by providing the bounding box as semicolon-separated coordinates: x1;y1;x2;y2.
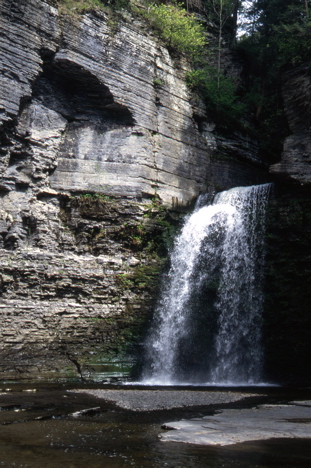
141;184;271;386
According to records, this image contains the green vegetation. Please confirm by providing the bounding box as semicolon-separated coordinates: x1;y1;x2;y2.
58;0;129;15
186;66;245;124
118;216;178;256
62;193;182;260
58;0;104;14
78;192;112;201
240;0;311;66
144;2;206;58
236;0;311;159
137;1;242;125
144;0;309;154
153;77;164;87
205;0;239;75
181;0;244;125
116;262;163;291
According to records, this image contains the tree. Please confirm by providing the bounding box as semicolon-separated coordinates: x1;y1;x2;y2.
243;0;311;65
234;0;311;161
205;0;240;85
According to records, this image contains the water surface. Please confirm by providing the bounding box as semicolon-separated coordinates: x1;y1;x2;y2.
0;384;310;467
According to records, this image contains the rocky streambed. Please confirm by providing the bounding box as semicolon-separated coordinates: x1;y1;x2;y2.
0;384;311;467
76;388;311;446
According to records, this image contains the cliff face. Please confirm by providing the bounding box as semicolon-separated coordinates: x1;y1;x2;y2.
1;0;267;204
264;185;311;384
264;63;311;384
1;0;207;205
0;0;268;380
270;64;311;185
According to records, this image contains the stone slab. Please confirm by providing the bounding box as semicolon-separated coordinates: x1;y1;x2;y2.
160;401;311;446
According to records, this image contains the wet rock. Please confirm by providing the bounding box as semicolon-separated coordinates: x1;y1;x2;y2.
70;407;101;417
161;401;311;446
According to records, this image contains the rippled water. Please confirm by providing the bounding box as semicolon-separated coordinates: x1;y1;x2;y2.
0;384;310;467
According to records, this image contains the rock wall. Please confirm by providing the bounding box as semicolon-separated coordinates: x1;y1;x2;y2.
0;195;180;381
265;62;311;384
2;0;209;205
0;0;268;380
264;184;311;384
270;64;311;185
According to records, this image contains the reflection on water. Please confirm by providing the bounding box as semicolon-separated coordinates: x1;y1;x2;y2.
0;384;310;467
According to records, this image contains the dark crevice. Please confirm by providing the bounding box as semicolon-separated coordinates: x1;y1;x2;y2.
193;113;207;133
17;96;32;120
8;150;29;167
65;351;86;382
15;182;29;191
22;215;37;236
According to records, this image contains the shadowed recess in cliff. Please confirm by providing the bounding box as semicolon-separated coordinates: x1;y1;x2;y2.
141;184;272;386
32;52;135;125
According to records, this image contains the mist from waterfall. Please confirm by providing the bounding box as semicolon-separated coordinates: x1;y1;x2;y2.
141;184;272;386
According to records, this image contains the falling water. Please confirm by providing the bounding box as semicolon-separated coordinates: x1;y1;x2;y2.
141;184;272;385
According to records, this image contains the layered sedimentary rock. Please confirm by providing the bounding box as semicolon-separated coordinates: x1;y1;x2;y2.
270;64;311;184
0;0;267;379
1;0;266;205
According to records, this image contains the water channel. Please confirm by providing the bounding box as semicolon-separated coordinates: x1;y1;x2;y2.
0;383;310;467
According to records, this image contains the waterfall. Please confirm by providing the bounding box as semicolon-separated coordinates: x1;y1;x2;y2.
141;184;272;385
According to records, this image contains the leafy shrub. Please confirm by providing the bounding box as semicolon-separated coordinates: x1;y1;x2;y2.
58;0;104;13
145;2;206;58
273;22;311;65
58;0;129;14
186;66;245;123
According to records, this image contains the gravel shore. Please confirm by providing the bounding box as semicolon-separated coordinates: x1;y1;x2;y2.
73;389;257;411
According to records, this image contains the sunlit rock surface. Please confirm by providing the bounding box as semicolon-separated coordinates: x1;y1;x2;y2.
0;0;267;379
0;0;266;207
0;0;209;205
161;401;311;445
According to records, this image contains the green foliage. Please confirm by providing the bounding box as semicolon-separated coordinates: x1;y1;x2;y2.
116;263;164;292
153;77;164;87
186;66;245;124
144;2;206;58
58;0;104;14
240;0;311;67
179;1;247;127
58;0;129;15
205;0;239;41
78;192;112;201
235;0;310;160
273;21;311;65
116;273;135;289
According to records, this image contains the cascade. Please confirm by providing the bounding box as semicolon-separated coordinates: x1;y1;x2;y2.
141;184;272;385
